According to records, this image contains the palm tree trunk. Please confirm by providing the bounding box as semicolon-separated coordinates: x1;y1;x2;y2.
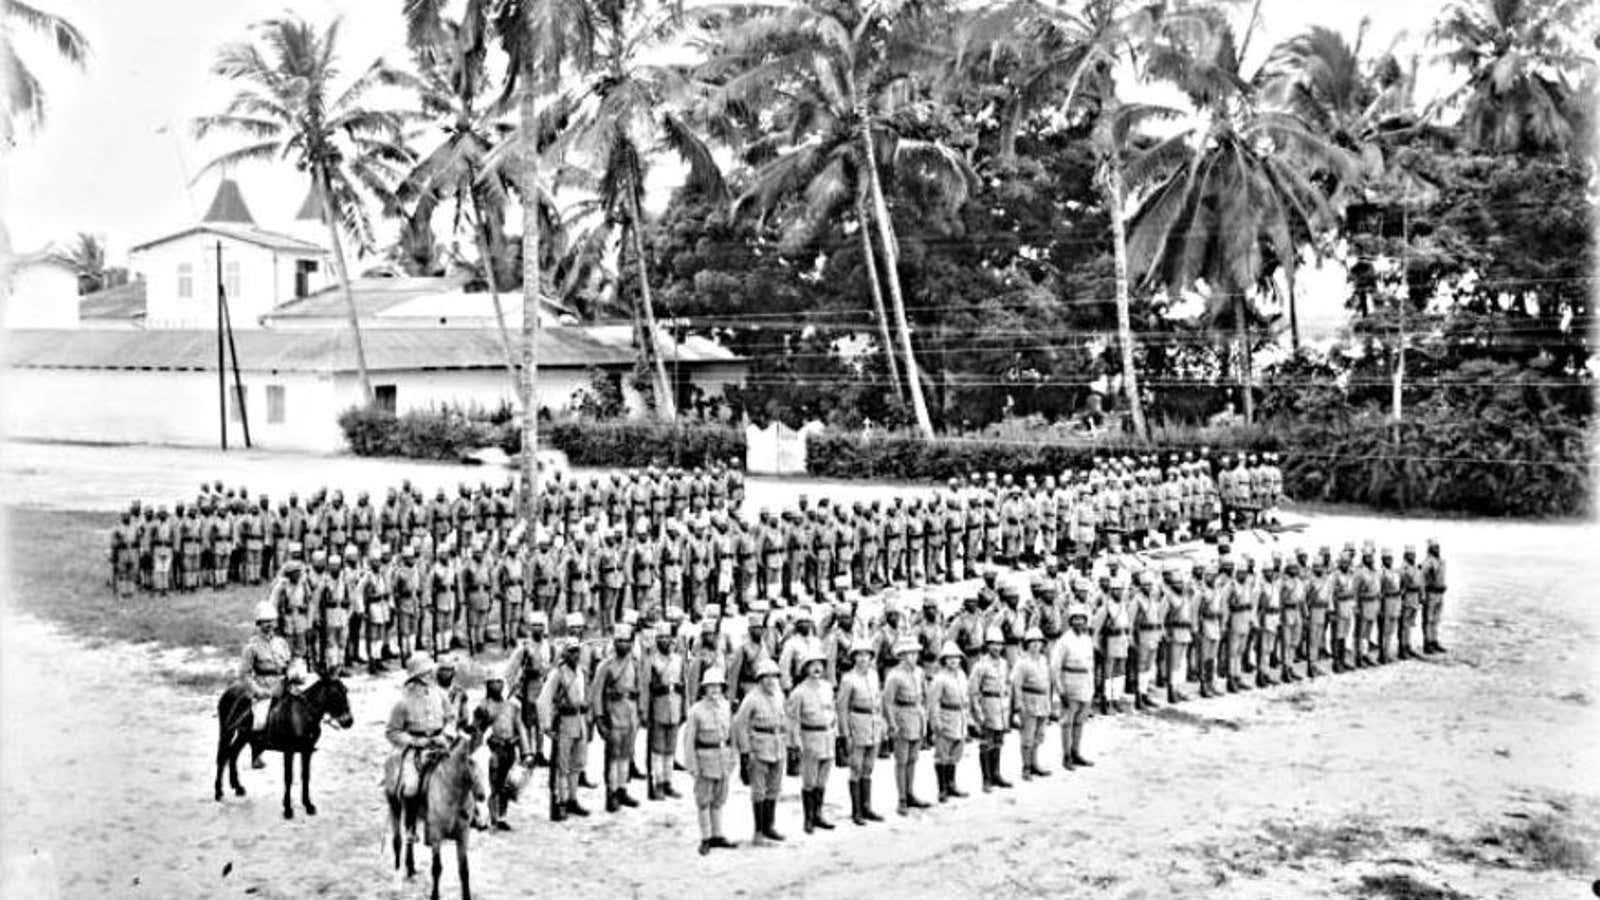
473;219;520;398
858;123;935;439
315;168;374;405
1235;295;1254;424
1288;268;1301;353
855;187;904;400
1103;161;1148;441
625;187;677;420
518;50;541;523
997;97;1024;163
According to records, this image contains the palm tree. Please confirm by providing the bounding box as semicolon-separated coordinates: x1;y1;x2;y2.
400;14;521;394
1;0;88;145
1431;0;1595;156
703;0;967;438
956;0;1190;440
1124;6;1354;424
548;0;740;420
194;16;414;405
47;232;111;294
407;0;595;516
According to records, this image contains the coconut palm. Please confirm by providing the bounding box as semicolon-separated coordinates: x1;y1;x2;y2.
1430;0;1595;156
1124;6;1355;423
955;0;1197;439
407;0;595;515
194;16;414;404
1;0;88;145
702;0;969;438
400;14;521;392
47;231;112;294
546;0;739;420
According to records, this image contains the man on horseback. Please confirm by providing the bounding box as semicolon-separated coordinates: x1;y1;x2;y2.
386;652;451;800
238;600;305;769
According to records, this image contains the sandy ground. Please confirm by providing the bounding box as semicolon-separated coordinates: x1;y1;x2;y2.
2;442;1598;899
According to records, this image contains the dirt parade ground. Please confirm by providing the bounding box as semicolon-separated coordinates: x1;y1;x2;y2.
1;443;1597;899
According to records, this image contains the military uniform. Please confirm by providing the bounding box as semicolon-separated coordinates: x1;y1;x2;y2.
385;665;451;799
1421;542;1446;653
1008;635;1052;779
682;673;738;854
884;647;931;812
968;638;1012;791
927;644;971;800
590;633;643;811
835;654;886;824
536;641;592;820
732;661;788;843
786;659;838;832
644;638;686;799
1050;615;1095;768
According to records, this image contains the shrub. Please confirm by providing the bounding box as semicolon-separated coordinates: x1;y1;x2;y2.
337;405;398;456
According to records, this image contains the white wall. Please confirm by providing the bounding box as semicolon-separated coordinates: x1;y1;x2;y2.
2;264;79;329
133;235;328;330
1;368;345;452
340;368;593;418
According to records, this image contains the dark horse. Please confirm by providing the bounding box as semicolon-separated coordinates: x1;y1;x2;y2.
215;674;354;819
386;713;489;900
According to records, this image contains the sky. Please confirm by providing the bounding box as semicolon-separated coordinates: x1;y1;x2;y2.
4;0;1453;273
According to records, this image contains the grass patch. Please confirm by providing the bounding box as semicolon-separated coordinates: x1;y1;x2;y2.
1354;873;1469;900
3;506;255;653
1491;813;1595;873
1260;817;1387;864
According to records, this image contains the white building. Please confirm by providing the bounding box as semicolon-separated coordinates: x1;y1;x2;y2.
2;180;746;452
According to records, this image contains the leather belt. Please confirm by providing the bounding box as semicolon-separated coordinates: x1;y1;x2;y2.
695;740;729;750
849;704;875;714
1103;628;1128;636
1022;687;1047;695
409;728;443;737
981;691;1003;698
893;700;921;707
1138;625;1163;632
556;703;588;715
939;702;965;711
1061;666;1090;674
801;723;829;732
751;725;777;734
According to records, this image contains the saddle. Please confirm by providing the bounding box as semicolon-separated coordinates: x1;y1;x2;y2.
388;745;449;800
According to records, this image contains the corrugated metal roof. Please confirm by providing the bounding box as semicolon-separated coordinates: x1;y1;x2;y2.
266;275;472;319
128;223;326;255
4;326;740;372
79;280;147;320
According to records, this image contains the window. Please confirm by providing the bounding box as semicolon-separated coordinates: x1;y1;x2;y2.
177;263;194;299
266;385;286;424
229;385;248;423
224;261;241;299
295;259;319;298
374;384;397;413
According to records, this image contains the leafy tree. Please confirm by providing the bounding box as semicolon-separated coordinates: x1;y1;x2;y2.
195;16;414;404
47;232;130;294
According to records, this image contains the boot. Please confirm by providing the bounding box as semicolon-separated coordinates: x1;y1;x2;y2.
860;777;884;821
813;786;834;829
552;799;567;822
850;780;865;825
761;799;786;841
803;789;816;834
752;797;767;844
1020;747;1033;782
990;749;1012;789
565;798;590;817
1031;753;1051;778
937;765;949;803
907;772;931;809
708;835;739;850
980;751;994;793
605;789;620;813
945;764;967;798
896;768;908;816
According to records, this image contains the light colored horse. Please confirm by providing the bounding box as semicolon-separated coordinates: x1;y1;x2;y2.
386;718;490;900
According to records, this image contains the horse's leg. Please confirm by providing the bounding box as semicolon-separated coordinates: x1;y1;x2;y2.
282;751;295;820
405;803;419;878
228;731;247;795
301;751;317;815
214;719;229;801
430;844;443;900
457;836;471;900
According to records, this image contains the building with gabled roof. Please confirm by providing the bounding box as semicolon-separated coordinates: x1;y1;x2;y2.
4;179;747;452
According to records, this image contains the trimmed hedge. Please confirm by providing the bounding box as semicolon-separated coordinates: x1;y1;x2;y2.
806;430;1278;484
341;404;744;470
805;417;1590;518
538;421;744;469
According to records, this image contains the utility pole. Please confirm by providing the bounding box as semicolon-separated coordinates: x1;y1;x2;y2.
1392;192;1409;440
220;272;253;448
216;241;227;450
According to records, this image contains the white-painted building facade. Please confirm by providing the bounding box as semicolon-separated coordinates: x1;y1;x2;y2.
2;180;746;452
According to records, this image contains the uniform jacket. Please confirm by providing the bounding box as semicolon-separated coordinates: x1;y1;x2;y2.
835;668;885;747
536;662;590;739
785;677;837;755
386;681;450;749
732;686;788;762
682;698;736;780
882;664;927;740
1008;652;1052;717
926;668;970;740
967;654;1011;731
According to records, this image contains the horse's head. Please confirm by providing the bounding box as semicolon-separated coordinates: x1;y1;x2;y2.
310;673;355;730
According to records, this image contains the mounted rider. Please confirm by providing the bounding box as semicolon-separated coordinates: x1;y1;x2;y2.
238;599;306;768
385;651;452;799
